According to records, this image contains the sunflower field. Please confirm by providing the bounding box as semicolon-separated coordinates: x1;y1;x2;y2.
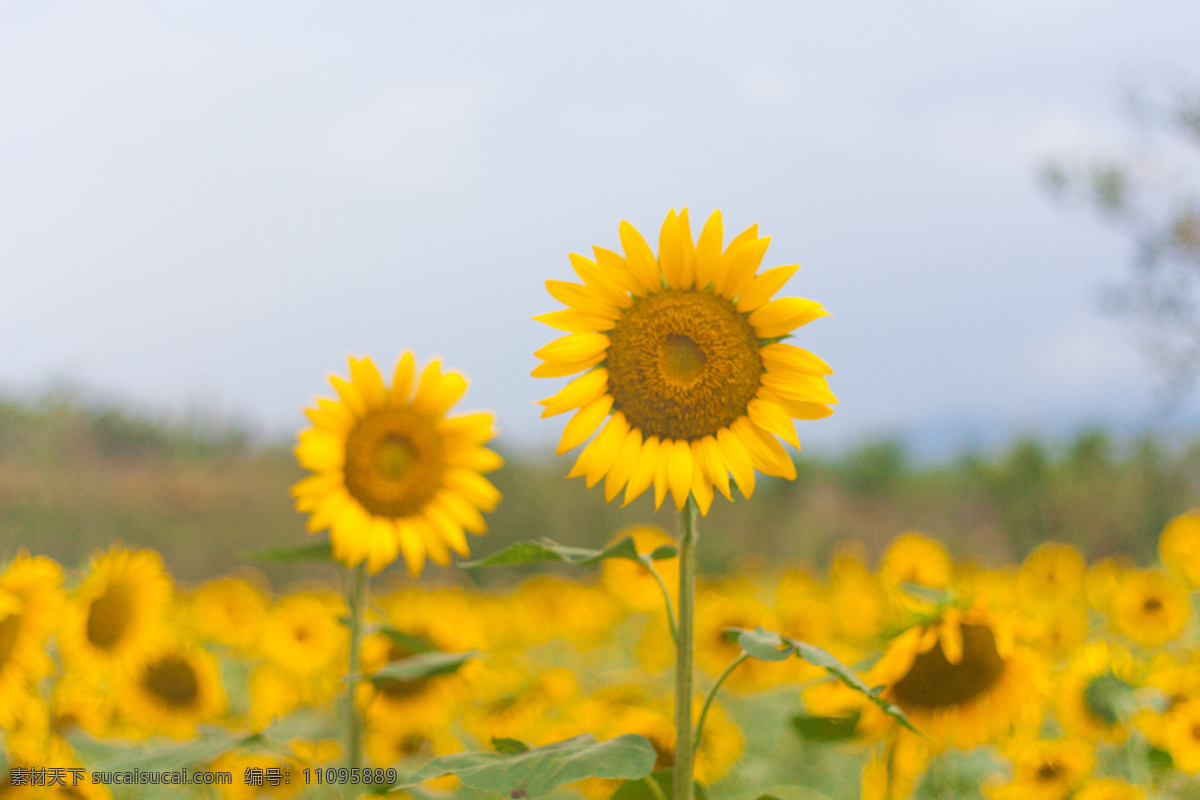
4;209;1200;800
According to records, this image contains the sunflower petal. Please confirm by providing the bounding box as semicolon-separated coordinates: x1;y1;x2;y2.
538;369;609;418
736;264;800;313
446;445;504;473
390;352;416;404
437;412;496;446
593;246;644;296
545;279;621;319
733;418;797;479
760;373;838;405
305;398;355;434
434;489;487;534
653;446;671;511
349;357;388;412
623;435;661;507
717;427;755;499
711;224;758;295
775;398;834;420
668;438;694;512
694;436;731;501
424;503;469;558
394;519;427;578
531;354;605;378
760;342;834;376
533;333;610;365
296;429;344;471
533;309;615;334
330;375;367;417
556;395;614;454
570;252;632;309
415;517;451;566
619;220;662;292
694;209;724;290
659;209;696;290
720;236;772;300
749;297;829;339
691;459;714;516
412;361;468;417
605;426;643;502
443;469;501;512
747;397;800;448
584;412;630;488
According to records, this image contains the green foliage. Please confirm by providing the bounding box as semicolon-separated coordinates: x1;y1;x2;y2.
610;770;712;800
393;734;656;798
790;713;861;742
460;536;676;569
361;650;475;684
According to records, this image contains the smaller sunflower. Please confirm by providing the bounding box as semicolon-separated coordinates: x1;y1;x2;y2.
1108;569;1190;648
60;547;172;676
122;645;226;739
1017;542;1086;607
293;353;502;576
1159;509;1200;587
188;575;268;653
878;532;953;590
260;592;347;680
1055;641;1141;743
1161;698;1200;772
988;738;1095;800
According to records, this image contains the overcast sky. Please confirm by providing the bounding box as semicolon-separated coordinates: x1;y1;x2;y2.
2;2;1199;456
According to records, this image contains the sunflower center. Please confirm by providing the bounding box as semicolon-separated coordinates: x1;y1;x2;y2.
87;585;132;650
1037;763;1062;783
343;407;445;517
890;623;1006;709
1144;597;1163;613
606;289;763;441
0;613;21;668
142;656;199;709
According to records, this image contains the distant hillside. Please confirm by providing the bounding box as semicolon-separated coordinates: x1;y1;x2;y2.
1;393;1197;586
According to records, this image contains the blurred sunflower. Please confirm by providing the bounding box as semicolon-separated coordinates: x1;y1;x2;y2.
122;645;226;739
1161;698;1200;771
0;553;63;728
293;353;502;575
599;525;679;612
188;575;268;653
867;607;1044;748
260;592;346;680
1072;779;1145;800
1017;542;1086;607
1056;641;1141;743
1160;509;1200;587
60;547;172;676
860;732;932;800
878;531;953;590
988;738;1095;800
1108;570;1190;647
533;209;834;513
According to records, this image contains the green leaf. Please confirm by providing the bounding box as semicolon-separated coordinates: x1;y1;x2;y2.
370;625;435;655
91;730;243;773
364;650;475;685
754;787;835;800
395;733;655;798
790;712;860;741
243;540;333;563
727;627;920;735
1084;673;1135;725
460;536;649;569
647;545;678;561
1148;746;1173;772
492;738;530;754
610;769;711;800
898;582;953;604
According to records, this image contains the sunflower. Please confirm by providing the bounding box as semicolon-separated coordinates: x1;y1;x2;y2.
533;209;834;513
260;592;347;680
1017;542;1086;607
1160;698;1200;771
988;738;1095;800
60;547;172;676
292;353;502;575
1107;569;1190;648
1055;641;1141;743
866;606;1045;748
187;575;268;653
0;553;64;728
120;645;225;739
1160;509;1200;587
878;531;953;590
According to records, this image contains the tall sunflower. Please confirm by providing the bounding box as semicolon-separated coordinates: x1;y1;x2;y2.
533;209;834;513
292;353;502;576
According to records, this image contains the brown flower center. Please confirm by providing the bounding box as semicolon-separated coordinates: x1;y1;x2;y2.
87;585;132;650
890;623;1006;709
343;407;445;517
0;613;21;667
142;656;200;709
606;290;762;440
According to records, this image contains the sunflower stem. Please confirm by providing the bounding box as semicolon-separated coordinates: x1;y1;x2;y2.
693;653;747;753
646;560;678;645
674;498;698;800
345;562;366;790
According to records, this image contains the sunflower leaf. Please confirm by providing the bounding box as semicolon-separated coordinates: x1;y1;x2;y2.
370;626;436;654
647;545;679;560
364;650;475;685
459;536;648;569
391;733;655;797
90;730;244;774
491;738;530;754
730;627;794;662
243;540;333;563
611;769;713;800
789;712;861;741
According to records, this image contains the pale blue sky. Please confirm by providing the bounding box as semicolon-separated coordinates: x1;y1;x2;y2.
2;2;1198;455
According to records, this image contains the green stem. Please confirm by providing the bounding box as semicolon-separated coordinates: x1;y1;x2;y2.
645;560;678;646
345;563;366;786
673;498;698;800
693;653;747;752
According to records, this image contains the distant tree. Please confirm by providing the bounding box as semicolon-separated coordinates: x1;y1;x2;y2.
1042;83;1200;406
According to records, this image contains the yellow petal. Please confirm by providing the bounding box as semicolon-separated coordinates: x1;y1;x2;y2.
570;252;632;309
545;279;621;319
435;489;487;534
584;412;630;488
533;309;615;333
691;460;714;516
295;429;344;471
567;447;591;479
653;446;671;510
593;246;644;296
531;354;605;378
349;357;387;411
437;412;496;446
414;517;451;566
443;469;502;511
394;519;427;578
305;488;350;532
390;351;416;404
446;445;504;473
424;503;469;557
941;617;964;665
695;436;731;501
760;343;833;376
538;369;609;418
364;517;400;575
694;209;723;290
760;373;838;405
668;438;694;512
605;426;644;502
623;435;660;507
720;236;771;300
658;209;696;290
717;427;755;499
775;398;834;420
748;297;829;339
735;263;799;313
291;473;342;505
411;361;468;417
747;397;800;448
733;418;796;480
305;397;355;434
619;220;662;293
533;332;610;365
556;395;614;454
711;223;758;295
329;374;367;417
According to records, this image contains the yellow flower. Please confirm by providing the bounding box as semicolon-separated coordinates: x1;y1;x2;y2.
599;525;679;612
879;531;952;590
694;591;796;692
1161;699;1200;771
188;575;268;652
1017;543;1086;607
867;607;1045;748
1085;557;1129;616
60;547;172;676
1108;570;1190;648
0;553;64;728
1160;509;1200;587
533;209;834;514
121;645;226;739
989;738;1095;800
356;631;466;729
260;592;347;679
1072;779;1145;800
860;732;932;800
292;353;502;575
1056;641;1141;743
